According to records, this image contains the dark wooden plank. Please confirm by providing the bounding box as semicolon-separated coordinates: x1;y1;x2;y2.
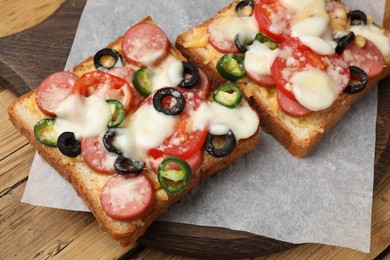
1;0;389;259
0;0;87;96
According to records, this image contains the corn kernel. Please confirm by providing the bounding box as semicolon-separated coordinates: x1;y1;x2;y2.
355;35;366;48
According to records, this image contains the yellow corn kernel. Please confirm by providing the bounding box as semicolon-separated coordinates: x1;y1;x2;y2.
355;35;366;48
367;15;374;24
155;189;169;201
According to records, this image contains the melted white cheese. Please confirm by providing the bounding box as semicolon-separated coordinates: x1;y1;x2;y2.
350;24;390;57
54;94;111;139
299;35;335;55
280;0;330;38
114;102;178;159
244;41;278;75
209;14;259;45
291;69;338;111
190;101;259;140
151;55;183;91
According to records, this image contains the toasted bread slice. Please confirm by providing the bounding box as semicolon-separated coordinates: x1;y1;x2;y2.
175;1;390;157
8;16;259;246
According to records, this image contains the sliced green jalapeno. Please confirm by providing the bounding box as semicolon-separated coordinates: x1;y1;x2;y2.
132;68;154;97
216;54;246;82
106;99;125;128
34;118;58;147
214;83;243;109
255;33;278;50
157;156;191;195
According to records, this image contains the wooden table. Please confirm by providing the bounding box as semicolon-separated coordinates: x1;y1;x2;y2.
1;1;389;259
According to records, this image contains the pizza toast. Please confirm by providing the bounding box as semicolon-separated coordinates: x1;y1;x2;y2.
8;16;260;246
175;0;390;157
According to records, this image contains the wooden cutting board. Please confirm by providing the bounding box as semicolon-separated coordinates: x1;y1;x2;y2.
1;0;389;258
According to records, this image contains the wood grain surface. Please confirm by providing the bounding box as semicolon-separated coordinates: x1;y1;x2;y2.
0;0;389;259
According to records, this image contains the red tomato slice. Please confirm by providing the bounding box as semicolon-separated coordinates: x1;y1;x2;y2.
208;17;240;54
81;137;115;175
148;115;207;160
107;67;144;110
270;37;350;102
146;88;207;159
341;39;385;79
100;174;154;221
72;71;134;113
277;88;311;117
254;0;294;43
35;71;78;116
121;23;169;67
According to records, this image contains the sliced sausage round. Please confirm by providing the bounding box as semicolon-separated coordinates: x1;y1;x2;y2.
100;174;154;221
81;137;116;175
277;89;312;117
208;18;240;54
187;68;211;100
341;39;385;79
246;70;275;87
35;71;78;116
121;23;169;67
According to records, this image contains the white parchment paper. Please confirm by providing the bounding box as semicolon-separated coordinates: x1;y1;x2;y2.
21;0;386;253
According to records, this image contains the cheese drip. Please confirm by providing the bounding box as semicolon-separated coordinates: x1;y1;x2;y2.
151;55;184;91
190;101;259;140
286;0;330;38
350;24;390;57
209;13;259;46
244;41;278;76
114;102;178;160
54;94;111;139
291;69;338;111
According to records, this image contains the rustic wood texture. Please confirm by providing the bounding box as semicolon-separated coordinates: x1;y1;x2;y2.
0;0;389;259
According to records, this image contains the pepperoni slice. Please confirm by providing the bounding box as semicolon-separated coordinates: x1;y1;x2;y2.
277;89;311;117
208;17;240;54
246;70;275;87
121;23;169;67
187;68;211;100
35;71;78;116
100;174;154;221
107;67;144;109
341;39;385;79
81;137;115;175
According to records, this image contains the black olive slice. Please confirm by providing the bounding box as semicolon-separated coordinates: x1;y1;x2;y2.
347;10;367;25
114;155;145;175
179;62;199;89
235;0;254;17
204;129;237;158
103;129;122;155
153;87;186;115
234;34;254;53
335;31;356;55
344;66;368;94
93;48;123;72
57;132;81;158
